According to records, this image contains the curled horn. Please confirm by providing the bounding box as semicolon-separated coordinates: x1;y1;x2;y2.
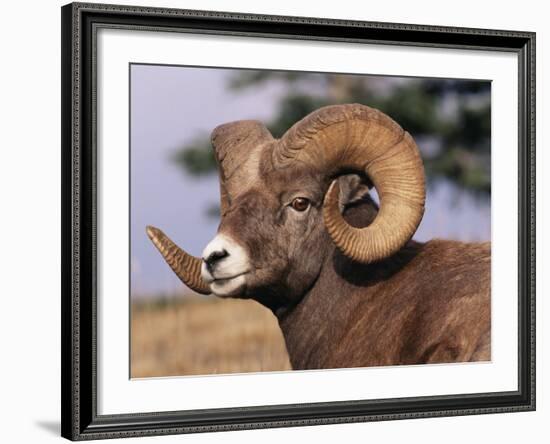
275;104;425;264
146;226;210;295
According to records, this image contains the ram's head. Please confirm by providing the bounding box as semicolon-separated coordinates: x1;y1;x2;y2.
147;104;425;306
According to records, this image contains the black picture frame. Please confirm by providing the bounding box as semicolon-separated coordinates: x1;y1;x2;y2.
61;2;536;440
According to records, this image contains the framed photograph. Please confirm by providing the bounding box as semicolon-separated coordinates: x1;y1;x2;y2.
61;2;535;440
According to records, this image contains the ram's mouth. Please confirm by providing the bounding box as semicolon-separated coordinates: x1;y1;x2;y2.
202;269;249;284
209;273;248;297
210;272;247;285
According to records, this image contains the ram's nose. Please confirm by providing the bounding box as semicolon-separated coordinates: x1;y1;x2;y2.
203;249;229;272
201;233;251;284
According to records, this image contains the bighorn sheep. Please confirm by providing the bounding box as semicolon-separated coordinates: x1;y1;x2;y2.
147;104;491;370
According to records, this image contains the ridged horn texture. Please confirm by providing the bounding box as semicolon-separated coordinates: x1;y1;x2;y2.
146;225;210;294
275;103;426;264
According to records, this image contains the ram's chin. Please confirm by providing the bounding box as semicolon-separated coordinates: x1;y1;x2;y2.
209;275;246;297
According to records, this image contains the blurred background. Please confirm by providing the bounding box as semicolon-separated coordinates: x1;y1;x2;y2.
130;64;491;378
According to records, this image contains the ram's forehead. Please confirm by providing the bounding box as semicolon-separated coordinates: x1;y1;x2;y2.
222;147;326;201
211;117;327;202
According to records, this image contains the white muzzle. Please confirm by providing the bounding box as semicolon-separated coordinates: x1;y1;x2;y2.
201;234;250;297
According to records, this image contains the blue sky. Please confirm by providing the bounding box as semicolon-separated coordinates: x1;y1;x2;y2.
130;64;490;298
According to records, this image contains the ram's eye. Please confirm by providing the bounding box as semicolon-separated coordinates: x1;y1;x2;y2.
290;197;310;212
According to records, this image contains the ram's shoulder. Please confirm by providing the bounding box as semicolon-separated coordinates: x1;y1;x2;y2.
405;239;491;306
418;239;491;264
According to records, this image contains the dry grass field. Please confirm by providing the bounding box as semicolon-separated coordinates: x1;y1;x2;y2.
131;295;291;378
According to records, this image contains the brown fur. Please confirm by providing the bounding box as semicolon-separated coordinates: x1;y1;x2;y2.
277;198;491;369
204;107;492;369
216;176;490;370
155;106;491;370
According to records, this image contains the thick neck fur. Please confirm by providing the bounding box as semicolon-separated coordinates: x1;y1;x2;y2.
277;241;422;369
275;196;405;368
275;197;491;369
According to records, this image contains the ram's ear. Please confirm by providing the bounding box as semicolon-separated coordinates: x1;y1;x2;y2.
336;174;372;213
